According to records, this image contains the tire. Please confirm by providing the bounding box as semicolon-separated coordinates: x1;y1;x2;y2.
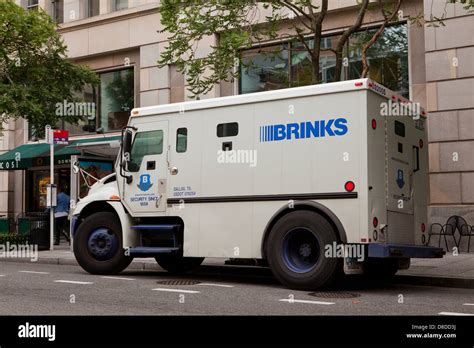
365;258;399;280
73;212;132;275
155;255;204;275
266;211;340;290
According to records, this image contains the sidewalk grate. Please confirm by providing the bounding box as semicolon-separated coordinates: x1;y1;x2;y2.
157;280;201;286
309;291;360;299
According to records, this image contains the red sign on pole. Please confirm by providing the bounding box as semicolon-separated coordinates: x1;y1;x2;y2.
53;130;69;145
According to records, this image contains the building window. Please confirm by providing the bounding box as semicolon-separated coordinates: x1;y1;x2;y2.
240;45;289;94
114;0;128;11
240;24;408;98
217;123;239;137
348;25;409;98
52;0;64;24
27;0;39;11
176;128;188;153
99;68;134;133
87;0;99;17
58;68;134;137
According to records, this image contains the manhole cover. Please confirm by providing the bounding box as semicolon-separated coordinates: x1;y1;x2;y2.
309;292;360;298
157;280;201;286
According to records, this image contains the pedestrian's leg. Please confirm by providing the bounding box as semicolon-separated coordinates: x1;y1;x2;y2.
54;218;60;245
55;217;64;245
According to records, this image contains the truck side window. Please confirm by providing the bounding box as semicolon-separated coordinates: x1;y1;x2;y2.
394;120;405;137
176;128;187;153
217;122;238;137
129;130;163;171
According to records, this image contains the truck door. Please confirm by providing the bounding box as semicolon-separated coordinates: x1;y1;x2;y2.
385;116;419;244
122;121;169;214
386;117;415;214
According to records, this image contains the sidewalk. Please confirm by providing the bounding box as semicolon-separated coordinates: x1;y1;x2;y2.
395;253;474;289
2;244;474;288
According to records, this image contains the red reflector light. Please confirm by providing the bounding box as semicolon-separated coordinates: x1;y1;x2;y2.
355;82;363;87
371;119;377;130
344;181;355;192
419;139;423;148
373;217;378;228
421;223;426;232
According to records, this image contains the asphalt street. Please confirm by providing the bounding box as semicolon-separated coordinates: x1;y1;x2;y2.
0;262;473;316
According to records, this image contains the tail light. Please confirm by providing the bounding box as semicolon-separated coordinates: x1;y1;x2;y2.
344;181;355;192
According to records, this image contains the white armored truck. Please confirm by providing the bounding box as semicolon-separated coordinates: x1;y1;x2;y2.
71;79;444;290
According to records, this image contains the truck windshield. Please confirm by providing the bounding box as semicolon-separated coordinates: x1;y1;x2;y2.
129;130;163;171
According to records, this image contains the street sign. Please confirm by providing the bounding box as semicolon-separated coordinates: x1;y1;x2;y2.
53;130;69;145
46;184;57;208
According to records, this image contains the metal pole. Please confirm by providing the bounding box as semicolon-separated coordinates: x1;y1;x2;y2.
47;125;54;251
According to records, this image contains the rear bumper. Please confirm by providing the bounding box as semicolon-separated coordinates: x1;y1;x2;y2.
368;243;445;258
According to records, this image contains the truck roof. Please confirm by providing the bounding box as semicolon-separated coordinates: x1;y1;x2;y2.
131;78;425;118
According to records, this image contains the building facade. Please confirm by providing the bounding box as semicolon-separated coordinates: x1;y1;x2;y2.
0;0;472;248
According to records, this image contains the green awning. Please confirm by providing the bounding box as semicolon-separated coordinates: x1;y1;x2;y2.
0;136;120;170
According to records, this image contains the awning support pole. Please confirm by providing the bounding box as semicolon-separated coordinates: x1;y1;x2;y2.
46;125;54;251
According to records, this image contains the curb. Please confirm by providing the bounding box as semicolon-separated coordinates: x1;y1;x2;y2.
0;256;162;271
392;274;474;289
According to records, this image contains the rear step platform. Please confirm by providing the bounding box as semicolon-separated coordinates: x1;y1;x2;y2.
128;246;180;257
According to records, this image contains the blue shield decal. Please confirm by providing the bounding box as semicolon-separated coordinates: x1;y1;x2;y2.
138;174;153;192
396;169;405;189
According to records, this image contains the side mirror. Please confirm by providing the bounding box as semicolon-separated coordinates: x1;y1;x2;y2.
122;130;133;171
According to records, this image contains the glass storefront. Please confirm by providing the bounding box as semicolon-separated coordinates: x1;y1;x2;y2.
27;168;70;212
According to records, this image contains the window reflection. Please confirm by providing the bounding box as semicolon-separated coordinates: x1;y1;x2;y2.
240;24;408;98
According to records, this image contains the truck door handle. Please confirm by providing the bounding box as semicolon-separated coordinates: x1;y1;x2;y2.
222;142;232;151
412;146;420;172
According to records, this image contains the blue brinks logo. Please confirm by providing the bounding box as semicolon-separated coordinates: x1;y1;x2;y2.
138;174;153;192
259;118;348;142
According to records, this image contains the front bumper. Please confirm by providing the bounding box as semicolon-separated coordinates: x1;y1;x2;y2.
368;243;445;258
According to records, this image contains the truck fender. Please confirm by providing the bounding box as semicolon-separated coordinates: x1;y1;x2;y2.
72;201;139;249
261;201;348;259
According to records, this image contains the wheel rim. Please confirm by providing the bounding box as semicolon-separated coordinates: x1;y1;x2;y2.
282;227;320;273
87;227;119;261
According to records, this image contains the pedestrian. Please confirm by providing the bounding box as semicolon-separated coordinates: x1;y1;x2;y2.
55;184;70;245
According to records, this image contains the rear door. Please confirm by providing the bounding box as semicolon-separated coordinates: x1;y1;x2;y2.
386;117;414;214
386;117;418;244
122;120;169;214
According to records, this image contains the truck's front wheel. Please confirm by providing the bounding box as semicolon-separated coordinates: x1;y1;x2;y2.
267;211;340;290
74;212;132;274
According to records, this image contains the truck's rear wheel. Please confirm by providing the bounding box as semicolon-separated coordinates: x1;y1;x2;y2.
74;212;132;274
267;211;340;290
155;255;204;275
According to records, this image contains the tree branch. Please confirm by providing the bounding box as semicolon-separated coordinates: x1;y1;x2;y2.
332;0;370;82
361;0;403;77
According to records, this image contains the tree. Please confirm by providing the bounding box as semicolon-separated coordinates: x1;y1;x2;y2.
0;1;98;136
158;0;473;98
